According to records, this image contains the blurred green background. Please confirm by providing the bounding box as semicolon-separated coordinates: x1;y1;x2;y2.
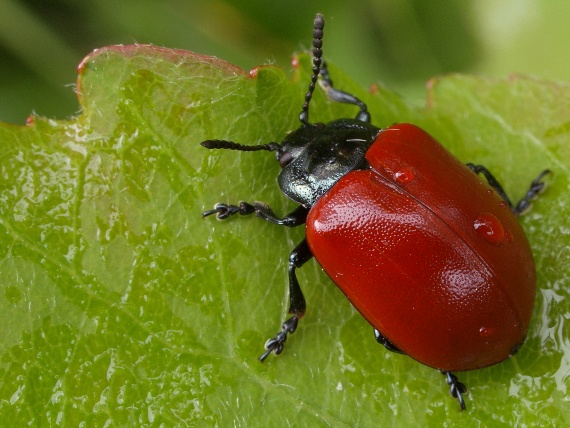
1;0;570;125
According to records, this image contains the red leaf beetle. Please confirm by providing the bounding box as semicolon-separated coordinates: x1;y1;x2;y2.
201;14;549;409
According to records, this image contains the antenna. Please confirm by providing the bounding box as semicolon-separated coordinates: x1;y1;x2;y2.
201;140;282;153
299;14;325;126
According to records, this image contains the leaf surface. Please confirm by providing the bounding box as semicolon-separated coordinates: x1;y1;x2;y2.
0;45;568;426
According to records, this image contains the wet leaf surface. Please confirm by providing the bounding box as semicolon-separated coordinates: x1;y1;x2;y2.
0;45;568;426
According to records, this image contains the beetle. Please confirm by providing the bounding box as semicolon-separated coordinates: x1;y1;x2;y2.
201;13;549;409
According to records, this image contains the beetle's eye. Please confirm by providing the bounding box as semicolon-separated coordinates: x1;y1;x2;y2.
278;151;293;167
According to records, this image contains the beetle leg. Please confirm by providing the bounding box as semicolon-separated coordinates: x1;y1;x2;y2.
374;329;404;354
259;316;299;361
319;60;371;123
466;164;550;216
287;239;312;315
259;239;313;362
202;202;255;219
252;204;309;227
441;371;467;410
375;331;468;409
203;202;309;227
466;163;514;209
512;169;551;215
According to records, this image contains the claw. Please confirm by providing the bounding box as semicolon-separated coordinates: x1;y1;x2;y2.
202;202;255;220
442;371;467;410
202;203;236;219
516;169;551;215
259;316;299;362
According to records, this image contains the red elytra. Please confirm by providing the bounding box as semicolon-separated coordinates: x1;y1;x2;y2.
306;123;535;371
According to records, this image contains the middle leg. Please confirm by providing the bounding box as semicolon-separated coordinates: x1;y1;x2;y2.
259;239;314;361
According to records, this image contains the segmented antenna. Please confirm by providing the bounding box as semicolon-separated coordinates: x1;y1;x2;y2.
299;13;325;126
201;140;282;152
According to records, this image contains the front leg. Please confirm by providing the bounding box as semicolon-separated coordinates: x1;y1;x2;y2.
203;202;309;227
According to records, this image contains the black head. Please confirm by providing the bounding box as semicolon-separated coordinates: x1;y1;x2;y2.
277;119;378;206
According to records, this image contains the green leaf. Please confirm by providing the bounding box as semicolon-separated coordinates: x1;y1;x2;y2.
0;45;568;426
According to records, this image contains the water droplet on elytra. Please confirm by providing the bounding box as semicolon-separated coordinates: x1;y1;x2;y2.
394;167;414;183
479;326;494;337
474;212;505;245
